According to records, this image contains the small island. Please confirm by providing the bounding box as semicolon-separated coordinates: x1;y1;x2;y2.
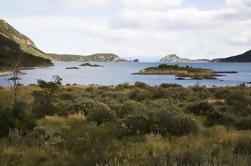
79;63;104;67
133;64;223;80
65;67;79;70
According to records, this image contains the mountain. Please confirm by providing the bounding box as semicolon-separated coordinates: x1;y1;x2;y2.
49;53;127;62
218;50;251;62
0;19;53;70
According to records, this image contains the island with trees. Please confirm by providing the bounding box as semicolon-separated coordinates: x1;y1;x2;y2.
133;64;228;80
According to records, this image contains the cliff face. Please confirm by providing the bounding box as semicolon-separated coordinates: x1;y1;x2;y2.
49;53;127;62
0;19;53;70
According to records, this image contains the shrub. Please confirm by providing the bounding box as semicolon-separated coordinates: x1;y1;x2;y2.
115;83;130;90
235;117;251;130
32;76;62;118
175;148;203;166
115;100;147;119
160;83;183;88
61;123;118;165
185;101;214;116
0;110;10;137
0;102;35;137
134;82;149;88
129;89;148;101
73;99;101;114
120;114;149;136
234;137;251;154
155;110;197;136
225;90;251;116
148;87;165;99
86;102;116;125
206;111;237;126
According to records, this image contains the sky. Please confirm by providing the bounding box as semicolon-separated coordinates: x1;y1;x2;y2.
1;0;251;61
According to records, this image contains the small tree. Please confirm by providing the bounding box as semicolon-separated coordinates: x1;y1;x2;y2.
32;76;62;118
7;61;22;104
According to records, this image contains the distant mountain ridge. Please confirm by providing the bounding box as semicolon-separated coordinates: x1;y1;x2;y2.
218;50;251;62
0;19;53;70
160;54;209;63
49;53;127;62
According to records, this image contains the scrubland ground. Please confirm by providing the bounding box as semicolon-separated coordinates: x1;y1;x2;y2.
0;80;251;166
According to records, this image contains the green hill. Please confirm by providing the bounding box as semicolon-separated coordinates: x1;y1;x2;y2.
49;53;127;62
219;50;251;62
0;19;53;71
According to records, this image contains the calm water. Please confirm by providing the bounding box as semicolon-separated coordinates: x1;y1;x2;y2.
1;62;251;87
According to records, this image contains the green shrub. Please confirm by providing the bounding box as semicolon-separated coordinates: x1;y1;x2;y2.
86;103;116;125
206;111;237;126
120;114;149;136
234;137;251;154
236;117;251;130
129;89;148;101
225;90;251;116
185;101;214;116
73;99;103;115
0;102;35;137
155;110;198;136
0;109;10;137
134;82;149;88
115;83;130;90
175;148;203;166
115;100;147;119
160;83;183;88
148;87;165;99
61;123;118;165
32;76;62;118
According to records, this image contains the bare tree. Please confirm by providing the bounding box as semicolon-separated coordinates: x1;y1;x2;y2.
7;61;22;104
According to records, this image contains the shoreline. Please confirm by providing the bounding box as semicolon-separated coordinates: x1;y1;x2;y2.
0;71;11;76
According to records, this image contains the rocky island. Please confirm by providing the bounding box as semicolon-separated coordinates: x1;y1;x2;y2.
79;63;104;67
133;64;223;80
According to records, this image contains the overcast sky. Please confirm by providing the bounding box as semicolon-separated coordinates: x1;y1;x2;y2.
1;0;251;61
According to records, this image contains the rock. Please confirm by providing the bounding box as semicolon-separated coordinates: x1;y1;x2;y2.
176;77;186;80
79;63;104;67
215;71;238;74
66;67;79;69
133;59;139;62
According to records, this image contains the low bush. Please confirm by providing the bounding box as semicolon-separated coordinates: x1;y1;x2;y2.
234;137;251;155
0;110;10;137
160;83;183;88
134;82;149;88
86;103;116;125
235;116;251;130
185;101;215;116
129;89;148;101
115;100;147;119
155;110;198;136
120;114;149;136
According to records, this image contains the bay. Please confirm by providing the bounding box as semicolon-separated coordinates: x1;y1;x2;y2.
0;62;251;87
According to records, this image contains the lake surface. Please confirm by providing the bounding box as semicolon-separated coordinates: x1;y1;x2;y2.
1;62;251;87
